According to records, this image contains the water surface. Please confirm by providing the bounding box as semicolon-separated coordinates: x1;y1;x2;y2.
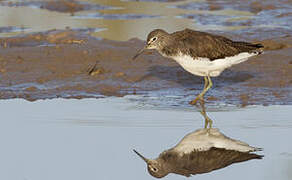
0;98;291;179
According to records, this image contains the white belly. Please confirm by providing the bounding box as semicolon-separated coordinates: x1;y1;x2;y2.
171;52;257;77
172;128;260;155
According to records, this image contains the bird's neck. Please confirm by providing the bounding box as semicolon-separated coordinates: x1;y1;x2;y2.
157;152;192;177
157;151;179;171
159;45;179;58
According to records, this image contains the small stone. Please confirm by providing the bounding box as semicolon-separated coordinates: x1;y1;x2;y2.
90;67;105;76
36;78;46;84
115;72;125;77
0;68;6;73
25;86;38;92
207;96;218;101
16;56;23;64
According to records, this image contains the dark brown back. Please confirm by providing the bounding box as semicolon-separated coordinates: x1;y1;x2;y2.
159;147;263;177
162;29;263;60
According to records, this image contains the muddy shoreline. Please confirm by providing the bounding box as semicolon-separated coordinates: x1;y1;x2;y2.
0;29;291;106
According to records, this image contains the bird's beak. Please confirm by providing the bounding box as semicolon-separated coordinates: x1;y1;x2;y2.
132;46;147;60
133;149;150;163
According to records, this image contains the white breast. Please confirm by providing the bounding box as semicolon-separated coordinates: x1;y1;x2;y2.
172;128;260;155
171;52;258;77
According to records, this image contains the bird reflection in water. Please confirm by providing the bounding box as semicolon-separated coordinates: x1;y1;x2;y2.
133;100;263;178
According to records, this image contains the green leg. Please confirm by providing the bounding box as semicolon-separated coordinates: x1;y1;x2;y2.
199;98;213;129
203;76;208;89
190;76;213;105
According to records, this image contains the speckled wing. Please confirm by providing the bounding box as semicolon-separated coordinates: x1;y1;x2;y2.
162;147;263;177
186;148;263;175
172;29;263;60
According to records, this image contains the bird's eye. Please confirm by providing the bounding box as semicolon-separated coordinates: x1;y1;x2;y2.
153;167;158;172
152;37;157;41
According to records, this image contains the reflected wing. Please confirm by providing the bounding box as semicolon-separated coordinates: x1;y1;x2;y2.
161;147;263;177
172;29;263;60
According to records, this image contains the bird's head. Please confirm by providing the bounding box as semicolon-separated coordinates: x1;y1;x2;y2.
133;149;168;178
132;29;169;60
146;29;169;50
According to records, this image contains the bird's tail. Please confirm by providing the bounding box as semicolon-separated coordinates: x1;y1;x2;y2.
251;43;264;49
228;52;259;66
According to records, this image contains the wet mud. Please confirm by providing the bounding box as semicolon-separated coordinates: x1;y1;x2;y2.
0;0;111;14
0;0;292;106
0;29;291;106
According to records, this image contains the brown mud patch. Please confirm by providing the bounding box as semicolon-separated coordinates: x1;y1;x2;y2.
0;0;110;14
257;36;292;51
0;30;291;106
177;0;278;13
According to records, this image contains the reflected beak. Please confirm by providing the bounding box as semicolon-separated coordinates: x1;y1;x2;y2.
132;46;147;60
133;149;150;163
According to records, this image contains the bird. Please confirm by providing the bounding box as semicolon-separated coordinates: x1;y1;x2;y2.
133;29;264;104
133;128;263;178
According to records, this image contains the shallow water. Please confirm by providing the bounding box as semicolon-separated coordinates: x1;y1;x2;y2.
0;97;291;179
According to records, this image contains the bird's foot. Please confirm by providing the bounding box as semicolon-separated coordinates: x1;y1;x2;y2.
189;95;203;105
207;118;213;129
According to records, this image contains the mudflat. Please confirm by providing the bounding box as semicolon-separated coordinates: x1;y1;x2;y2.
0;29;291;105
0;0;291;106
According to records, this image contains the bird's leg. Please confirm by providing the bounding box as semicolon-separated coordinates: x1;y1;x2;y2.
199;99;209;128
189;77;208;105
190;76;212;105
199;99;213;129
192;77;209;108
203;76;208;89
202;76;213;97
